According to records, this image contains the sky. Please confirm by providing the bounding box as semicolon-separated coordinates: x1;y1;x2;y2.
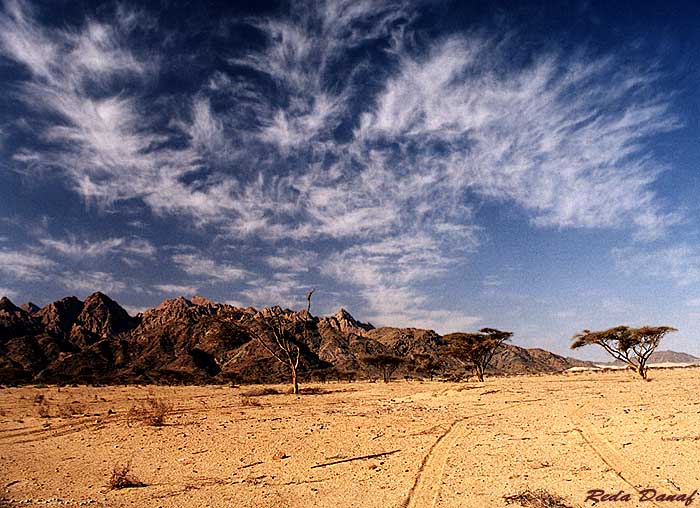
1;0;700;360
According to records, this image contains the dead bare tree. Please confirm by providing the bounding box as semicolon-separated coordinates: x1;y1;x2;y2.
247;290;314;394
444;328;512;382
571;325;677;380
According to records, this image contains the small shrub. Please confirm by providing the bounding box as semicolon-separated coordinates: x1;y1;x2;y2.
298;386;328;395
127;396;171;427
109;462;146;490
57;402;86;418
37;402;51;418
239;395;261;407
503;489;573;508
33;394;45;405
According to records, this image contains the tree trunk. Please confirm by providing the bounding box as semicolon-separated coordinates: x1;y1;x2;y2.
636;364;648;380
291;365;299;394
475;365;485;382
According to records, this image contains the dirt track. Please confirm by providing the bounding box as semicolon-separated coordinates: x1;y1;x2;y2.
2;368;699;507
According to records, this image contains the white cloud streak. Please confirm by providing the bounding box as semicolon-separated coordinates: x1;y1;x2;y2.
57;270;130;294
613;245;700;286
39;236;155;259
0;287;19;299
171;253;249;282
0;0;682;327
0;248;55;280
153;283;199;295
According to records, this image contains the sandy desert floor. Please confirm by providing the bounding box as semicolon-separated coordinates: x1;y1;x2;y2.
1;368;700;508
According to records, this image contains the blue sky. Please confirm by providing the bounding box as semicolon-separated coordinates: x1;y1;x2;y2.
1;0;700;360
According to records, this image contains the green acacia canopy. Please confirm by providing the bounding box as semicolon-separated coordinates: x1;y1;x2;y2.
571;325;677;379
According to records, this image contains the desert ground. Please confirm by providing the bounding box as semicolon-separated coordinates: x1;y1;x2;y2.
1;368;700;508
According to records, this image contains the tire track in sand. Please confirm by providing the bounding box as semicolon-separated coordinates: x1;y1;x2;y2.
571;403;665;508
402;399;542;508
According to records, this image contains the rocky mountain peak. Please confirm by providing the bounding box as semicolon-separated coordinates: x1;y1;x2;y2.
139;296;219;329
157;296;193;310
0;296;19;312
191;295;215;306
326;308;374;336
334;308;353;320
20;302;40;314
0;296;37;339
36;296;84;335
75;292;134;340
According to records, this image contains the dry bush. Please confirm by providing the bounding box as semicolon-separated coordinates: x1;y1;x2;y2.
109;462;146;490
57;401;86;417
37;402;51;418
241;387;282;397
297;386;329;395
503;489;574;508
127;396;171;427
239;395;262;407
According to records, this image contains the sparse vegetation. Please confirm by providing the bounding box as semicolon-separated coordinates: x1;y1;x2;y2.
239;395;262;407
571;325;678;379
503;489;574;508
360;354;403;383
109;462;146;490
412;353;444;381
127;396;171;426
244;290;315;395
37;402;51;418
241;387;282;397
444;328;512;382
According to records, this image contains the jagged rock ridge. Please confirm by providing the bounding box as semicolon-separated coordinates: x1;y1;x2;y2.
1;292;595;384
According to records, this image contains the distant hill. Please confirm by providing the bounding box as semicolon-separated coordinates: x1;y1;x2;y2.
604;350;700;366
1;292;593;384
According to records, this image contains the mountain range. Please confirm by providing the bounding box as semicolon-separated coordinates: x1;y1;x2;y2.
0;292;615;385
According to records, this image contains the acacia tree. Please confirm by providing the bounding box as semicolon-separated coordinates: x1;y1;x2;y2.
247;289;314;394
444;328;512;382
360;354;403;383
412;353;444;381
571;325;677;380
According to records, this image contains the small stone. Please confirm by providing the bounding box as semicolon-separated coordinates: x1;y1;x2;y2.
272;451;288;460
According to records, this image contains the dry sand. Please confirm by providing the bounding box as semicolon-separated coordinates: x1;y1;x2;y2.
2;368;700;508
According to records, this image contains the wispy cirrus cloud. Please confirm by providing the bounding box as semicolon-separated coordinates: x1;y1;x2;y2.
0;287;19;299
171;253;249;282
152;283;199;295
0;0;683;327
0;248;55;280
39;236;155;259
240;272;311;309
321;231;479;330
356;37;679;239
57;270;131;295
613;244;700;286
